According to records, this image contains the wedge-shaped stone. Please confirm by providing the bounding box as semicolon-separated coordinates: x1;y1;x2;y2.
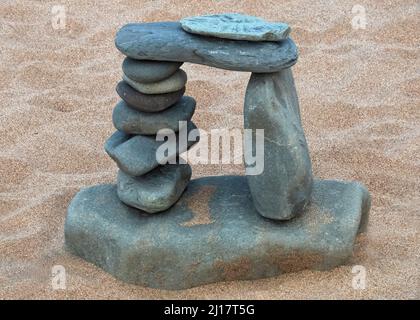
115;22;298;73
65;176;370;290
104;121;199;176
112;96;196;135
117;164;192;213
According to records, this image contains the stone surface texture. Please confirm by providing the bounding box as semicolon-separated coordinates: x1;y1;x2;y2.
112;96;196;135
65;176;370;290
244;68;313;220
115;22;298;72
117;164;192;213
180;13;290;41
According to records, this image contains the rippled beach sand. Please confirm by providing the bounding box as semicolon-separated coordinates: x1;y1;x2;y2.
0;0;418;299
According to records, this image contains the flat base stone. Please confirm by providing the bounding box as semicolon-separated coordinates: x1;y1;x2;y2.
65;176;370;290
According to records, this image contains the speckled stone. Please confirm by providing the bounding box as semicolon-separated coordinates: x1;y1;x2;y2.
117;164;192;213
65;176;370;290
112;96;196;135
181;13;290;41
123;69;187;95
116;81;185;113
122;58;183;83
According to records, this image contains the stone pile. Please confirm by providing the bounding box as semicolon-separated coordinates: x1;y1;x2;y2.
65;13;371;290
106;58;198;213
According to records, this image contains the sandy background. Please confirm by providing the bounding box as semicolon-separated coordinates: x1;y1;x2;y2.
0;0;419;299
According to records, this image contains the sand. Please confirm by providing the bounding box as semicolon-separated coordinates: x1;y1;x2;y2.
0;0;419;299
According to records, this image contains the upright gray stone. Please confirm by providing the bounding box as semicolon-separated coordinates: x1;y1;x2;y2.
244;68;313;220
115;22;298;73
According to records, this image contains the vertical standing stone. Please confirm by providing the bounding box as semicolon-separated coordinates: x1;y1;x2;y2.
244;68;313;220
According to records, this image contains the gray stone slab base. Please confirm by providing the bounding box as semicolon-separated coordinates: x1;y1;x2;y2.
65;175;370;290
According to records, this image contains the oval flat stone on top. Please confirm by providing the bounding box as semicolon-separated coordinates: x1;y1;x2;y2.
122;58;183;83
116;81;185;112
112;96;196;135
180;13;290;42
123;69;187;94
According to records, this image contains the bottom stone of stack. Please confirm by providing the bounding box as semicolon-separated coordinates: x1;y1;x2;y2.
117;163;192;213
65;175;370;290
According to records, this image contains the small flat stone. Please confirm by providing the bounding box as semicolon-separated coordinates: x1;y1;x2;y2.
65;176;370;289
117;164;192;213
112;96;196;135
181;13;290;41
116;81;185;113
123;69;187;95
115;22;298;73
104;121;199;176
122;58;183;83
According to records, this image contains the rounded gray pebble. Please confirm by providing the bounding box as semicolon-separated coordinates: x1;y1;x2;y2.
116;81;185;113
122;58;183;83
112;96;196;135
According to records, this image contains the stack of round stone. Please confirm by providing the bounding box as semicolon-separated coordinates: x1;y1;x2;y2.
105;58;198;213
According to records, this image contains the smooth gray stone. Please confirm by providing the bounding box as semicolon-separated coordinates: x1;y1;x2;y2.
244;68;313;220
180;13;290;41
115;22;298;73
116;81;185;112
65;176;371;290
112;96;196;135
104;121;199;176
122;58;183;83
117;164;192;213
123;69;187;95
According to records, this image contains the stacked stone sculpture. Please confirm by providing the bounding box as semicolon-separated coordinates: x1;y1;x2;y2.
106;58;199;213
65;13;371;290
